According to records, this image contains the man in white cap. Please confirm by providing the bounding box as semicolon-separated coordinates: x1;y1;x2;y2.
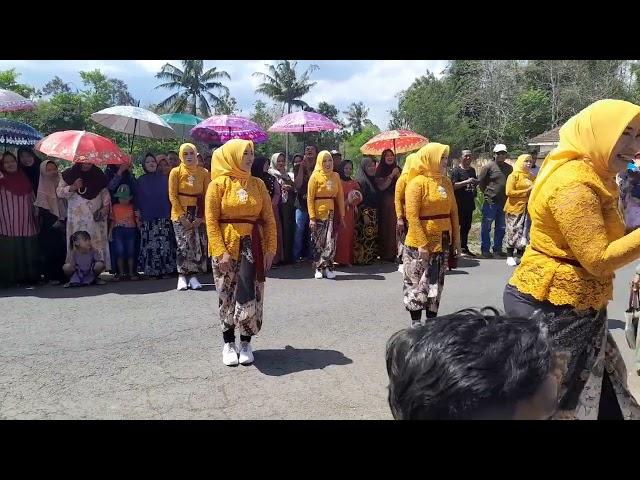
477;144;513;258
330;149;342;171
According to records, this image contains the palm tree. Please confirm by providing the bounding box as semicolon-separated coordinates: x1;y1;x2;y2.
343;102;370;133
155;60;230;117
253;60;319;156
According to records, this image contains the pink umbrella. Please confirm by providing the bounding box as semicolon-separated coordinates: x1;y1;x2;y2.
268;111;341;134
0;89;36;112
190;115;268;144
35;130;130;165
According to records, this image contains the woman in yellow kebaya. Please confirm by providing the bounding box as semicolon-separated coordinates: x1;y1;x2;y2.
503;154;534;267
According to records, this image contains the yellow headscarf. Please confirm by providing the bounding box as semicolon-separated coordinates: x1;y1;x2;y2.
178;143;199;175
530;99;640;204
209;139;253;180
313;150;333;180
400;153;417;177
512;154;532;174
406;143;450;182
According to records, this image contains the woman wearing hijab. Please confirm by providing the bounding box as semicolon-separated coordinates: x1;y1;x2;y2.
403;143;459;327
504;99;640;420
252;155;283;266
206;139;277;366
307;150;345;279
394;153;417;274
35;160;67;285
0;152;40;287
504;154;534;267
57;162;111;272
375;149;401;262
335;159;361;267
17;147;42;192
354;157;380;265
270;152;295;264
135;153;176;279
168;143;210;291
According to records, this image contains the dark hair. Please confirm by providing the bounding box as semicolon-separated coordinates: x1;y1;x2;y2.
385;308;553;420
375;149;397;178
17;146;38;161
304;145;318;155
337;159;353;181
168;151;179;157
144;152;156;160
292;154;303;162
69;230;91;250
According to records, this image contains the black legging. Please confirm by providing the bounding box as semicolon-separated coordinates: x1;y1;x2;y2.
223;328;251;344
457;200;475;250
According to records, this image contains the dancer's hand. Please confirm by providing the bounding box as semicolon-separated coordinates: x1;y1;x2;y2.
218;252;231;273
264;253;274;271
396;218;405;236
192;218;203;229
418;246;429;262
179;216;192;229
309;219;317;232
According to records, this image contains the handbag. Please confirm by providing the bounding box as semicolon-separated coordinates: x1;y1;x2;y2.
624;283;640;350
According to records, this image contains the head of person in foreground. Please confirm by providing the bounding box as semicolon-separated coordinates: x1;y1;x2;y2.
385;308;568;420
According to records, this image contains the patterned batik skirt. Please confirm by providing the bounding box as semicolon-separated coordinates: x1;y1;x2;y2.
212;236;264;337
354;207;379;265
138;218;177;276
173;207;208;275
397;221;407;263
505;211;527;251
311;211;337;270
402;233;450;316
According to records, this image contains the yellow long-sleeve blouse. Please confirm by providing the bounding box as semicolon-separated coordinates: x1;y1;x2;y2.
394;175;408;219
404;176;460;252
509;161;640;311
168;165;210;221
307;171;345;221
204;176;277;260
504;171;533;215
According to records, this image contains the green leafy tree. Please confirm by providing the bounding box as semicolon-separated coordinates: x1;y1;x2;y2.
42;76;71;96
343;102;369;133
155;60;231;117
0;69;36;98
214;92;239;115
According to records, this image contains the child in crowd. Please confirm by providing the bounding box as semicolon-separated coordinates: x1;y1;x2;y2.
62;230;106;288
385;308;568;420
109;184;140;281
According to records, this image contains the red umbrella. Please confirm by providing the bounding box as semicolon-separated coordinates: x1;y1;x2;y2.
35;130;129;165
360;129;428;155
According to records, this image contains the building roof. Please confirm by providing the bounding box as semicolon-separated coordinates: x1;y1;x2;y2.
528;126;561;146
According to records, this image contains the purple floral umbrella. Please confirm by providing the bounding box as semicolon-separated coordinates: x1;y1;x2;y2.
190;115;268;144
268;111;341;134
0;89;36;113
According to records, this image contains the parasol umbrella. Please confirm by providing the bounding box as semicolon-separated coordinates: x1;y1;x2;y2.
90;105;176;155
269;111;341;159
161;113;202;140
35;130;129;165
0;119;43;151
359;129;429;156
0;88;36;112
190;115;268;144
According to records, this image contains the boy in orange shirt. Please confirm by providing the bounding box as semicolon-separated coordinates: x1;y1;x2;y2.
109;184;140;281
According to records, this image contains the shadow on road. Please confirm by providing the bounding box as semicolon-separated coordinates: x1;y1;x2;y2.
0;276;215;299
608;318;625;331
457;257;480;268
335;274;386;281
445;270;469;276
267;262;398;280
253;345;353;376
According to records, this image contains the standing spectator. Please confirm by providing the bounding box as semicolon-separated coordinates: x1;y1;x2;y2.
252;155;282;267
157;156;172;176
109;184;140;281
34;160;67;285
330;149;342;171
307;150;345;279
621;163;640;232
0;152;40;288
293;145;317;266
206;139;276;366
135;153;176;279
106;161;137;272
335;160;362;267
528;148;541;178
57;162;111;272
270;152;296;264
168;143;210;291
504;154;534;266
451;149;478;257
503;99;640;420
167;151;180;170
17;147;42;192
354;157;380;265
403;143;459;326
375;149;401;262
478;144;512;258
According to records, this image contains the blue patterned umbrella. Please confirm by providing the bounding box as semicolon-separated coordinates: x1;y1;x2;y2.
0;119;43;148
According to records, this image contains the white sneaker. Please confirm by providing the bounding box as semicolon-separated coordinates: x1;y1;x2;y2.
506;257;517;267
222;343;239;366
188;276;202;290
398;264;404;274
314;269;324;279
177;275;188;291
428;284;439;298
325;268;336;279
238;341;254;365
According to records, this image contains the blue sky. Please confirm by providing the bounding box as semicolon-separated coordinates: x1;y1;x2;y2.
0;60;448;128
